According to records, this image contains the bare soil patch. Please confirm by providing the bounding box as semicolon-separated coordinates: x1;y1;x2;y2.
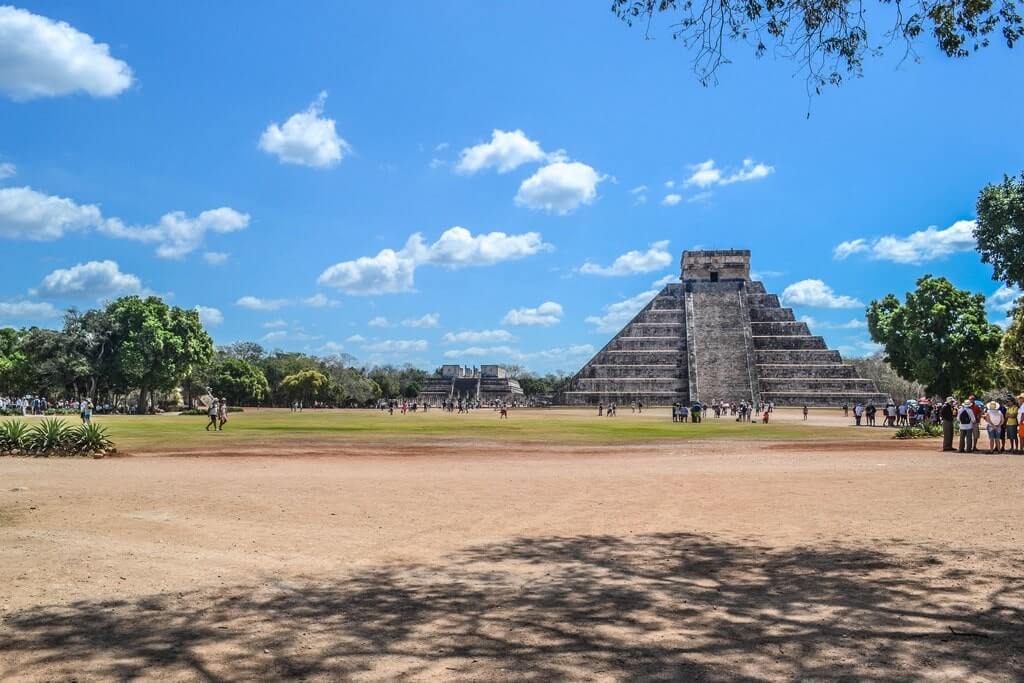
1;439;1022;680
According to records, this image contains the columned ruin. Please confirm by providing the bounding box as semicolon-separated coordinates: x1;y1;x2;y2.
562;249;888;407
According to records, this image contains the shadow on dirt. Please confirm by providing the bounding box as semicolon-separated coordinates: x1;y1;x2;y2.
2;533;1022;680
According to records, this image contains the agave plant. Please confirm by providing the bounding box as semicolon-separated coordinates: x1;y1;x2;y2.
70;423;114;456
0;420;30;455
24;418;73;455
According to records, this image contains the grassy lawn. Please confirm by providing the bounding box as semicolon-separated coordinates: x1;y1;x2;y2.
3;407;878;451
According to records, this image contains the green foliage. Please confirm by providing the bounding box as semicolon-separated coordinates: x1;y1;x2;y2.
24;418;73;455
894;423;942;439
69;423;114;454
280;370;330;403
999;304;1024;387
975;171;1024;289
612;0;1022;93
208;358;270;405
0;420;30;454
867;275;1003;397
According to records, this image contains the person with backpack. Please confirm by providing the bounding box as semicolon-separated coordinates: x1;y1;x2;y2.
205;398;219;431
940;397;955;451
957;400;976;453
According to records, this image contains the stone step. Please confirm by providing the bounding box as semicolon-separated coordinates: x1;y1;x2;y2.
620;325;684;338
756;350;842;364
757;364;857;379
573;378;686;392
747;293;780;308
583;365;683;379
752;335;828;350
759;391;891;407
636;310;684;323
650;297;684;310
610;338;683;351
748;307;796;322
750;321;811;336
748;281;767;294
593;351;685;366
562;390;687;406
759;377;882;392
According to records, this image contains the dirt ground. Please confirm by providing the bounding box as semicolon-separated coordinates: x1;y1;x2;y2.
1;437;1023;681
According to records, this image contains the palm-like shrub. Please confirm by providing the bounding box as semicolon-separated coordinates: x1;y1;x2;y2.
70;423;114;455
0;420;30;454
24;418;73;455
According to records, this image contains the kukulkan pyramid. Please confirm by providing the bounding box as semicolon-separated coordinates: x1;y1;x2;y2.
563;250;889;407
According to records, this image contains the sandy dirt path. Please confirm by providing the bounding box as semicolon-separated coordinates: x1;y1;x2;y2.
1;440;1022;680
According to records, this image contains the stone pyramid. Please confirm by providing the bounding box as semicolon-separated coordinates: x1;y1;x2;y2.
562;250;889;407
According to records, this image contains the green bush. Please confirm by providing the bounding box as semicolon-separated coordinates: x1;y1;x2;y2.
69;423;115;455
24;418;73;455
0;420;30;454
894;423;942;439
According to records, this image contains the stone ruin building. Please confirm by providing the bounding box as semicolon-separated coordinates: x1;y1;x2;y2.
562;249;889;407
418;364;524;405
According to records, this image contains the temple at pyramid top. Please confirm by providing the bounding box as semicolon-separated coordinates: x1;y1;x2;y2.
561;248;889;407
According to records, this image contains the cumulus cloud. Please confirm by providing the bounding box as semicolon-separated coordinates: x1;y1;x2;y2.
579;240;672;277
455;129;546;174
195;305;223;326
203;251;229;265
367;316;390;328
361;339;428;353
0;6;132;101
259;91;350;168
236;296;288;311
987;284;1021;315
502;301;563;327
833;220;977;265
346;334;367;343
262;319;288;328
630;185;648;205
318;226;551;295
781;279;863;309
302;293;339;308
0;186;102;240
402;313;439;328
683;158;773;189
0;186;248;257
36;260;143;299
662;194;682;206
585;289;658;333
798;315;865;330
515;161;604;214
443;344;595;363
0;300;58;320
0;162;15;180
442;329;513;344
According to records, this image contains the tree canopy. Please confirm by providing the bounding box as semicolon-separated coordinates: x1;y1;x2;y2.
612;0;1021;94
867;274;1003;397
975;170;1024;289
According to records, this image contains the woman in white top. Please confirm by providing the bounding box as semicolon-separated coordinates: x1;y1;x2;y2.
983;401;1004;454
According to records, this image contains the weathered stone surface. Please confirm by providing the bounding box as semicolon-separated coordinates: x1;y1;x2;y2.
562;250;888;406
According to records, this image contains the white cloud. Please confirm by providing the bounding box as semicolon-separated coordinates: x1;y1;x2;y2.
630;185;648;205
781;279;863;309
402;313;439;328
844;220;977;265
236;296;288;311
798;315;866;330
585;289;658;333
455;129;546;174
195;305;223;327
443;345;516;359
0;6;132;101
750;269;784;280
443;343;595;363
0;186;102;240
0;187;248;257
101;207;250;259
987;284;1021;315
367;316;390;328
361;339;428;353
0;162;15;180
661;193;682;206
318;341;346;354
318;226;550;295
259;91;350;168
684;158;773;188
664;180;675;189
302;293;339;308
261;330;287;342
0;300;58;320
346;334;367;343
203;251;229;265
434;142;450;152
262;319;288;328
832;239;868;260
442;329;513;344
651;273;678;287
502;301;563;327
36;260;143;299
580;240;672;277
515;161;604;215
631;185;649;194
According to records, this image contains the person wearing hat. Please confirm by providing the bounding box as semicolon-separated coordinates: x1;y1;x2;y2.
1005;395;1019;454
956;399;976;453
939;397;956;452
982;400;1005;454
1017;393;1024;454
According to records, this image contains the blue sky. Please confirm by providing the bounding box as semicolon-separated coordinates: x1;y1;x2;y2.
1;1;1022;373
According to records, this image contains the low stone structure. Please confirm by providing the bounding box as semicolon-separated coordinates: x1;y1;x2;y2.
419;364;524;405
562;249;889;407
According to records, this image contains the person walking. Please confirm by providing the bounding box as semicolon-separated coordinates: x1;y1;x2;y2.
853;402;863;426
205;398;219;431
80;398;92;425
940;397;955;451
802;405;808;421
957;400;976;453
983;401;1004;454
217;397;228;431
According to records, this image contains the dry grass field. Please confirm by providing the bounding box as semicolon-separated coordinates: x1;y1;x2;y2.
1;408;1022;681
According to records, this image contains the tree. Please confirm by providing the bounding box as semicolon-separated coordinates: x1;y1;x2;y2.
998;303;1024;388
612;0;1021;94
847;354;926;402
0;328;28;396
975;171;1024;289
867;275;1002;397
280;370;329;406
208;358;270;406
105;296;214;412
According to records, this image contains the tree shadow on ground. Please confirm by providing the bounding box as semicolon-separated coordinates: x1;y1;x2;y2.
2;533;1022;681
